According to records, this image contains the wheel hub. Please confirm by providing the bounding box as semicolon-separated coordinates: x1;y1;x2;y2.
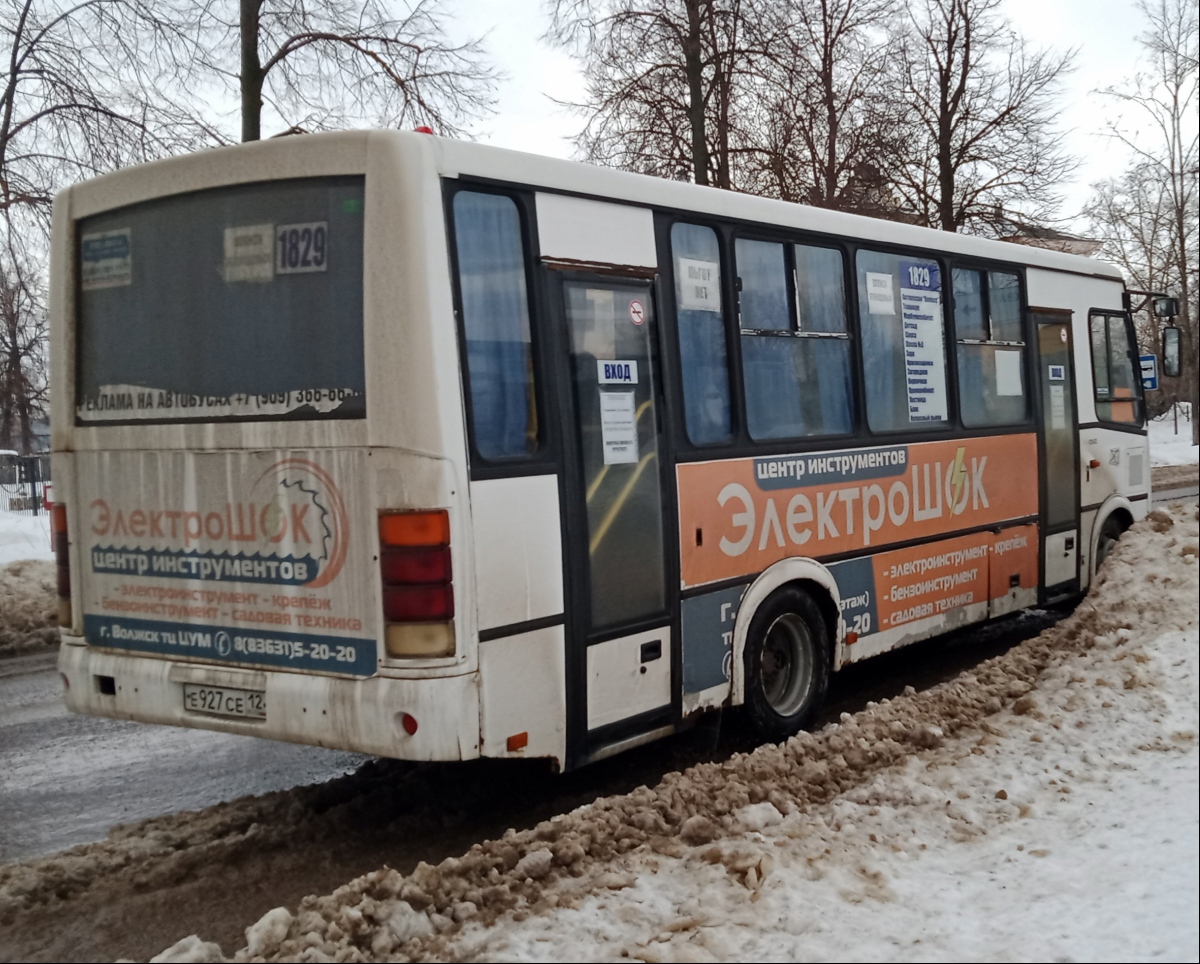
760;613;815;716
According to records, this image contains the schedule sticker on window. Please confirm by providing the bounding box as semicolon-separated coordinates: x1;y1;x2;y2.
899;261;947;423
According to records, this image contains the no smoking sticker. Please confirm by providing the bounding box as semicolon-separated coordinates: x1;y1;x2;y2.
629;300;645;326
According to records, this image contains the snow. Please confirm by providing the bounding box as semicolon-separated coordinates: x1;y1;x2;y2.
458;627;1198;963
1149;407;1199;467
0;507;52;565
243;907;294;958
440;507;1200;964
150;934;224;963
150;502;1199;964
0;556;56;656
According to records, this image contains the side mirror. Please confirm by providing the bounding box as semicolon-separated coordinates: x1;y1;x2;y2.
1154;296;1179;318
1162;326;1181;378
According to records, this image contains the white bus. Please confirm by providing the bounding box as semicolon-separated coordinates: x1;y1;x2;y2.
52;131;1151;770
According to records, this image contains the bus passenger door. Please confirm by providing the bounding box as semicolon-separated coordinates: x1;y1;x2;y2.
553;277;675;765
1033;312;1081;599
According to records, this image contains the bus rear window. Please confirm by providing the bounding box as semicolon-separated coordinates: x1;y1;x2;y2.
76;176;366;423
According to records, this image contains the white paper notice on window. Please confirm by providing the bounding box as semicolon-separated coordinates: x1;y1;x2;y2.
677;258;722;311
995;349;1024;396
1050;384;1066;429
223;224;275;283
600;391;638;465
865;272;895;315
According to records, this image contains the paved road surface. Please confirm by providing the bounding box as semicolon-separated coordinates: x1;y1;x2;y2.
1152;482;1200;506
0;652;366;863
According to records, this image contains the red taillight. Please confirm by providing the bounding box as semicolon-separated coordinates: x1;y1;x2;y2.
51;503;67;553
383;584;454;622
379;511;454;657
380;546;451;584
400;712;419;735
52;504;71;627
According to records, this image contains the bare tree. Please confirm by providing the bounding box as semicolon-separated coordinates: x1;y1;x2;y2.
739;0;910;216
547;0;774;189
0;1;221;232
1089;0;1198;442
892;0;1075;233
187;0;499;142
0;254;45;454
1086;163;1182;416
0;1;225;446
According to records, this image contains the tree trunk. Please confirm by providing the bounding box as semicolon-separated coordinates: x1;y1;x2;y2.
683;0;709;186
240;0;263;142
821;40;837;206
936;112;955;230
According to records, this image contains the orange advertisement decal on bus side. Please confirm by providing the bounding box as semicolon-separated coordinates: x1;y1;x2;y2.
828;522;1039;642
677;434;1038;588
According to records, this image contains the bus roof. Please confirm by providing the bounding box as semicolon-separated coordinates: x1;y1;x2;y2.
59;129;1123;283
431;134;1122;281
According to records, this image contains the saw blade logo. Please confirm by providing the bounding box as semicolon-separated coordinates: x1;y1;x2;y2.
252;458;350;589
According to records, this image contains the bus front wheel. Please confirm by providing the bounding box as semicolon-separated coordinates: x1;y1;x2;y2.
743;586;830;742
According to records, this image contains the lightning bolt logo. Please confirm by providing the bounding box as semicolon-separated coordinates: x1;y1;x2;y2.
950;446;968;513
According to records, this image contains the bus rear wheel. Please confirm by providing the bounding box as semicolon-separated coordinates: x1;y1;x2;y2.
743;587;830;742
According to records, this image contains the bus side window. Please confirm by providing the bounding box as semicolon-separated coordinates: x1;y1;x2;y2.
952;269;1029;427
1090;311;1143;425
736;239;853;440
856;249;950;431
670;223;733;444
452;191;540;459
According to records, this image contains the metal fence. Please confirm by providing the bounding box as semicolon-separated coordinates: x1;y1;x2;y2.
0;454;51;515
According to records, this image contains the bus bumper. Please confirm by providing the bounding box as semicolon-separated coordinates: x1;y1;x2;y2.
57;638;481;761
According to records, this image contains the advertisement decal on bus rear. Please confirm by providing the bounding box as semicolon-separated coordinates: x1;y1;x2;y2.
677;434;1038;588
77;450;376;676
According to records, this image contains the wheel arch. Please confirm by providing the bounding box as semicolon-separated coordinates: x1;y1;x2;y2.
730;557;842;707
1088;494;1137;581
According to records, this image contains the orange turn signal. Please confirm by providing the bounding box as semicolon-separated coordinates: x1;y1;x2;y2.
379;510;449;548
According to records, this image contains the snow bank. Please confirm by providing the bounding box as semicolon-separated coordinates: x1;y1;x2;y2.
0;509;59;655
0;557;57;657
0;507;52;566
1149;410;1199;467
152;504;1198;964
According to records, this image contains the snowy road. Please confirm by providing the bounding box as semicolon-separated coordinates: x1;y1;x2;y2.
0;608;1060;868
0;652;367;863
1153;481;1200;505
0;610;1064;963
157;504;1196;964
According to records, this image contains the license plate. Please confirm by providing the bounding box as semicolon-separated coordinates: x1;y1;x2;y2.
182;683;266;720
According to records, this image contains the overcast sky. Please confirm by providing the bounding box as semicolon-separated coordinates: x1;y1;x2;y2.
449;0;1159;224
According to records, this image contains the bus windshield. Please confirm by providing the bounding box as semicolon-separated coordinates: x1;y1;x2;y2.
75;176;366;424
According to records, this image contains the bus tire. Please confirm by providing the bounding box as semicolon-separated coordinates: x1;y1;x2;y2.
743;586;830;742
1096;515;1127;572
